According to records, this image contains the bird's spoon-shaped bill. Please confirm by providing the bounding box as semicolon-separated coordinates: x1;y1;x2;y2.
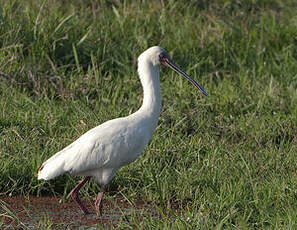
160;55;208;96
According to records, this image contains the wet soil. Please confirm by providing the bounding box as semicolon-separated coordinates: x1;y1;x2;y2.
0;195;156;229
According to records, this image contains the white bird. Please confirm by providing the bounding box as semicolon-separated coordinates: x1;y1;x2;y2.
38;46;207;215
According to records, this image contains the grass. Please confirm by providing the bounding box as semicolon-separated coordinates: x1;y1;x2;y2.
1;0;297;228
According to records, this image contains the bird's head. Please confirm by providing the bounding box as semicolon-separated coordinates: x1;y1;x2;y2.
138;46;208;96
138;46;167;66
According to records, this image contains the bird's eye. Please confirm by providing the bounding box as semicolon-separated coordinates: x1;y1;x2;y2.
159;53;165;60
159;53;167;65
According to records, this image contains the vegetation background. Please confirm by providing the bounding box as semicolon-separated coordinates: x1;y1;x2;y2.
0;0;296;228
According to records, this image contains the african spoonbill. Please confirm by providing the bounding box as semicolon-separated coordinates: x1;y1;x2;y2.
38;46;207;215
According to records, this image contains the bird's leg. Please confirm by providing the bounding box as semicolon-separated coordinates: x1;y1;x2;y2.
94;185;105;216
70;176;91;215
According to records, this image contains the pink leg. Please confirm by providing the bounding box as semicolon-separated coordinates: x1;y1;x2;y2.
94;185;105;216
70;176;91;215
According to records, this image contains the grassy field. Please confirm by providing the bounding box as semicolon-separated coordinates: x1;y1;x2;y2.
1;0;297;228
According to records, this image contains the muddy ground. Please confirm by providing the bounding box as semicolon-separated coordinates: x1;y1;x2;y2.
0;195;158;229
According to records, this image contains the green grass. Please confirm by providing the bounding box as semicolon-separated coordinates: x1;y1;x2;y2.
1;0;297;228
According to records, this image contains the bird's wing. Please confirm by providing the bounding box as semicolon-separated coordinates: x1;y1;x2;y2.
38;116;150;180
60;118;130;174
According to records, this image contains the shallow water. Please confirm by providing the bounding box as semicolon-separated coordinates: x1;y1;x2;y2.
0;195;157;229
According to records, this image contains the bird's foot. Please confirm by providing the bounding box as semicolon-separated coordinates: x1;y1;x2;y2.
70;188;90;215
81;208;90;215
94;191;104;216
73;196;90;215
95;202;103;216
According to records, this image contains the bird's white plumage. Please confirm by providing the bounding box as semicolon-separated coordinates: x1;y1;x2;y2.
38;46;165;186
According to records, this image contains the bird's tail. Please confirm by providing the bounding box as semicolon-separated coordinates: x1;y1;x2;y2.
38;151;66;180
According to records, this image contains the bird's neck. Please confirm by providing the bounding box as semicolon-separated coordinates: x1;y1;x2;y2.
137;61;162;124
